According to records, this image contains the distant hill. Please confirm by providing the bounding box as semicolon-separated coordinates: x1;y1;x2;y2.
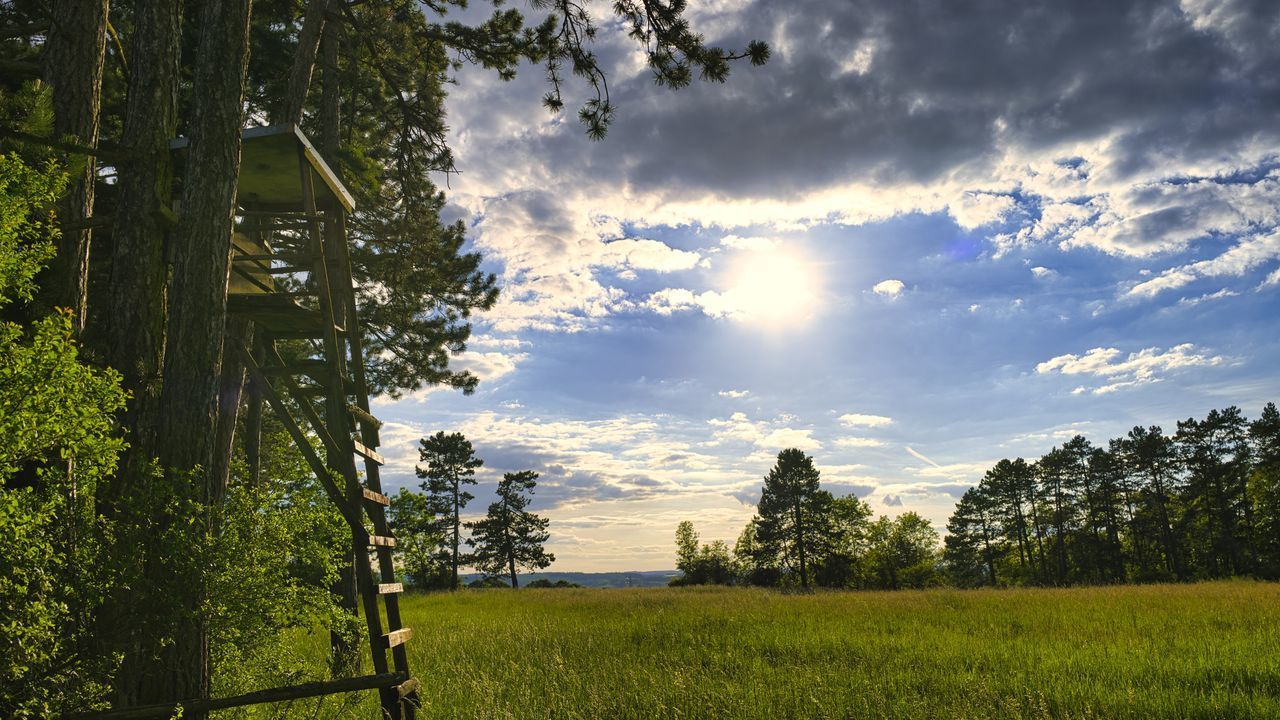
461;570;678;588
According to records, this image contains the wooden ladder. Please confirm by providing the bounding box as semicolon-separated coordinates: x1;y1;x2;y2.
227;144;419;719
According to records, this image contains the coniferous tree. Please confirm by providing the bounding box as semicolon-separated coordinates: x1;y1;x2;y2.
416;431;482;590
1116;425;1184;578
467;470;554;589
944;488;999;588
754;448;832;588
1249;403;1280;577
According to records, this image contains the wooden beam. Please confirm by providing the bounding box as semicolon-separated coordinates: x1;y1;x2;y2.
382;628;412;648
239;348;360;529
396;677;421;699
367;534;396;548
353;439;385;465
362;488;390;506
377;582;404;594
61;672;407;720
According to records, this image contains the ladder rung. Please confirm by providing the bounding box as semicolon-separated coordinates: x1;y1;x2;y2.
260;359;328;377
362;488;390;506
396;677;420;699
267;325;345;340
377;582;403;595
232;253;310;262
367;534;396;548
382;628;412;648
353;439;385;465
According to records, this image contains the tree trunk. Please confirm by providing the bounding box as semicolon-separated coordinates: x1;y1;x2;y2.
39;0;107;331
280;0;332;125
99;0;182;707
452;481;461;590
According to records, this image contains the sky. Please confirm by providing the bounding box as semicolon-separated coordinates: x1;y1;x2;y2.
370;0;1280;572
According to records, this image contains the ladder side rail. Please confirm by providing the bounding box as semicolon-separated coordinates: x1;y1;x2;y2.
297;152;393;705
324;211;416;717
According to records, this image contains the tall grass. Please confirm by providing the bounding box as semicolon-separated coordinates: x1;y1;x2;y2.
234;580;1280;719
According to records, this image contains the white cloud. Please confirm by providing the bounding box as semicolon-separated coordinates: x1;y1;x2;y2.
872;279;905;298
834;437;885;448
1030;266;1057;279
1035;343;1225;394
718;389;750;398
838;413;894;428
1177;288;1239;307
601;238;703;272
720;234;778;251
905;446;940;468
759;428;823;451
950;192;1017;230
1126;230;1280;299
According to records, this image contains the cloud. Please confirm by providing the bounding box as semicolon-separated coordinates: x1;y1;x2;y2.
872;279;906;298
905;446;940;468
834;437;885;448
950;192;1017;230
601;238;703;272
720;234;778;251
759;428;822;451
838;413;894;428
1036;343;1226;394
882;494;903;507
718;389;750;398
1125;229;1280;299
1030;266;1057;279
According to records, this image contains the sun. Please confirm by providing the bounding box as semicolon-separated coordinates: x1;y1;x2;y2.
722;248;821;326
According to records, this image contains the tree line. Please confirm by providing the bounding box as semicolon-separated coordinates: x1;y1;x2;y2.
944;403;1280;587
389;431;554;590
674;402;1280;591
674;449;943;590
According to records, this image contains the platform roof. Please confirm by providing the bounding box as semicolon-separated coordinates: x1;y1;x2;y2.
171;124;355;214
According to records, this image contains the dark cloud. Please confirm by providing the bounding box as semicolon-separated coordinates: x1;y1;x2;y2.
882;494;903;506
454;0;1280;200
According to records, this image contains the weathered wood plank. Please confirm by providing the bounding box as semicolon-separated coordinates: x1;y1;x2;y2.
377;582;403;594
367;534;396;548
61;672;406;720
353;439;385;465
383;627;413;648
362;488;390;506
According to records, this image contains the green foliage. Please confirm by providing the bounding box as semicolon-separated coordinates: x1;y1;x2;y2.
0;153;63;306
864;512;943;590
389;488;452;591
467;470;555;587
753;448;833;587
525;578;582;588
208;457;351;699
0;154;124;717
416;431;482;589
670;521;735;586
946;403;1280;587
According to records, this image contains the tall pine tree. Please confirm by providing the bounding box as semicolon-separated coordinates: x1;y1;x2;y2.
467;470;554;588
416;431;482;590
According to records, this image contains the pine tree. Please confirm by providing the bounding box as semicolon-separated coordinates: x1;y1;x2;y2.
1249;403;1280;577
467;470;554;588
754;448;832;588
416;431;482;590
944;488;999;588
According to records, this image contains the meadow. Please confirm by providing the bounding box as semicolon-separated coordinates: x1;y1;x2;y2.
268;580;1279;719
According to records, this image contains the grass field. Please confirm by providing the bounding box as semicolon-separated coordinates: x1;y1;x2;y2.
265;580;1280;719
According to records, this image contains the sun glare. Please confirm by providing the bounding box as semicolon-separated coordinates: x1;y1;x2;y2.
723;249;820;326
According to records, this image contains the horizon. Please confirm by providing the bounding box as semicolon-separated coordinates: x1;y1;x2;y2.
372;0;1280;572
